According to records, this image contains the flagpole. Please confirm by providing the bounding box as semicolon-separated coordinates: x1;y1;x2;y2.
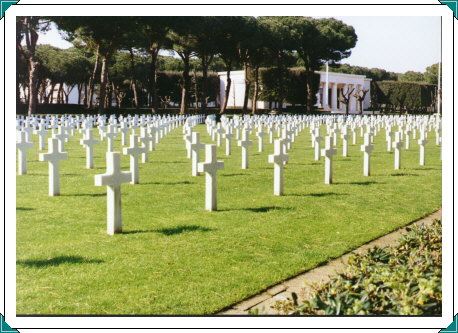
324;61;329;111
437;61;441;114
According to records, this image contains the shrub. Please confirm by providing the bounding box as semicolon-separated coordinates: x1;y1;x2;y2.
371;81;437;113
278;220;442;315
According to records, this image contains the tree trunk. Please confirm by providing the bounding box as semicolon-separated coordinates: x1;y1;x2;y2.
57;83;64;104
242;62;251;113
251;66;259;115
149;48;159;113
88;45;99;109
305;68;314;112
99;56;108;112
77;84;82;105
83;82;88;107
27;57;39;115
220;62;232;114
179;52;191;115
276;53;284;112
193;70;199;110
16;80;21;105
200;55;213;113
22;84;28;105
39;80;46;104
112;82;120;108
47;83;54;104
24;17;39;115
129;48;139;109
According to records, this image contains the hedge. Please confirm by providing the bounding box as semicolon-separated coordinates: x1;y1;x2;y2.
371;81;437;113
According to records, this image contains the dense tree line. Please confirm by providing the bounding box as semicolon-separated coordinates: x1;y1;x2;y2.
17;16;357;115
371;81;437;113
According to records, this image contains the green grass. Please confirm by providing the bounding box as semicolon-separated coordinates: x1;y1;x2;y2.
16;122;442;315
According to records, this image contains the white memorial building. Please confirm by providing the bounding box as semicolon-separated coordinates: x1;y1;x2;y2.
218;70;372;113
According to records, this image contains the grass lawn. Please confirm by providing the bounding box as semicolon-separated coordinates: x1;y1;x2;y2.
16;121;442;315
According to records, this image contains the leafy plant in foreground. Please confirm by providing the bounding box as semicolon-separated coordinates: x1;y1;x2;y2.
281;220;442;315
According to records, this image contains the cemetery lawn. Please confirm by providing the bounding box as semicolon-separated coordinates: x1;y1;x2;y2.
16;123;441;315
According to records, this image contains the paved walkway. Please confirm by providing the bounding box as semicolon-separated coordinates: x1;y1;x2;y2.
217;208;442;315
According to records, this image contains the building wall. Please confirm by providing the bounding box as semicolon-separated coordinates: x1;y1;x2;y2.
218;70;372;113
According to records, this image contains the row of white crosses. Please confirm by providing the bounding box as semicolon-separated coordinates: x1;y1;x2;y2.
17;113;440;234
16;114;200;235
94;115;203;234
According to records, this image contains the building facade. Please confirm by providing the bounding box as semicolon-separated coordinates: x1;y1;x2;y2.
218;70;372;113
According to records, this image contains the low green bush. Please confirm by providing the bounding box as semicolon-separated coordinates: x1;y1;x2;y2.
371;80;437;113
278;220;442;315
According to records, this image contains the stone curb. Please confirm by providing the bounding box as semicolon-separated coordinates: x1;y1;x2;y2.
216;208;442;315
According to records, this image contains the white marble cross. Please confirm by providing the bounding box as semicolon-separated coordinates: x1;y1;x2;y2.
360;132;374;176
267;125;274;144
80;129;99;169
268;139;289;195
386;126;393;152
95;152;132;235
190;132;205;176
119;122;130;145
147;126;157;151
284;126;294;149
197;144;224;211
435;125;441;146
331;125;341;146
39;137;68;196
183;129;193;159
321;136;337;184
224;129;234;156
139;127;152;163
34;123;49;150
341;126;351;157
53;127;69;152
123;134;146;184
234;123;243;140
418;128;428;166
351;125;357;145
404;125;412;150
215;123;225;147
256;128;267;152
16;131;33;175
238;129;253;169
280;128;291;164
314;128;323;161
104;125;117;153
392;131;403;170
22;126;34;143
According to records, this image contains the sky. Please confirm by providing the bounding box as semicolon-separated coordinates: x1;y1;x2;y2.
36;16;441;74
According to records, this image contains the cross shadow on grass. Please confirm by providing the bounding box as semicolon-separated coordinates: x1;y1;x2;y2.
17;256;104;268
124;225;214;236
139;181;193;185
220;206;292;213
221;173;245;177
390;173;419;177
337;181;384;186
61;193;105;197
16;207;34;211
411;167;439;171
288;192;348;197
157;161;187;164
